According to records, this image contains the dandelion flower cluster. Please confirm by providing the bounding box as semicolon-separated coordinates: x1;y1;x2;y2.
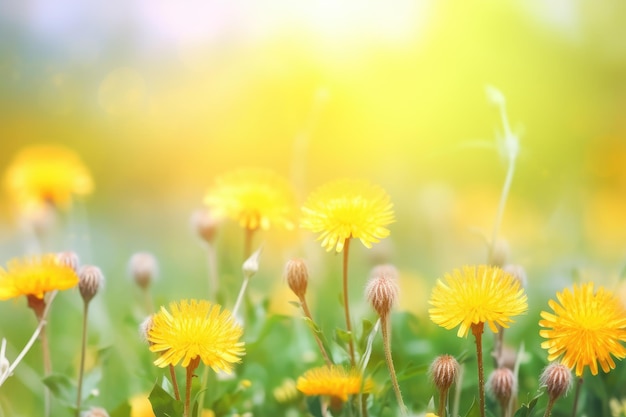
300;179;395;252
148;299;245;372
203;168;296;231
429;265;528;337
296;365;373;401
539;282;626;376
0;254;79;300
4;144;93;210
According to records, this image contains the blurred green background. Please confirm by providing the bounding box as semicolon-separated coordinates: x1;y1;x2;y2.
0;1;625;416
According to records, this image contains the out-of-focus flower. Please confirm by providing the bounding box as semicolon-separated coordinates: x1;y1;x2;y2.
4;144;93;210
610;397;626;417
148;299;245;372
429;265;527;338
0;254;79;300
540;282;626;376
296;365;373;402
300;179;395;252
129;393;155;417
203;168;296;232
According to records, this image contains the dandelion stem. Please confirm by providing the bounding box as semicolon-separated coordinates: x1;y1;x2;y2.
75;301;89;417
206;243;218;301
300;296;333;367
437;387;448;417
571;377;583;417
342;238;356;366
380;314;407;416
27;294;52;417
232;277;249;319
471;322;486;417
169;365;181;401
184;358;200;417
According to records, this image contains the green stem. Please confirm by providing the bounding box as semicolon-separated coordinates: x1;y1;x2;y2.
472;323;486;417
571;377;583;417
75;302;89;416
381;315;407;416
300;297;333;367
342;238;355;366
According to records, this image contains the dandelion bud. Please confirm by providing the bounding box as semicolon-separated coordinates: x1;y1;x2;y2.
78;265;104;304
80;407;109;417
284;258;308;299
191;209;219;243
503;264;527;288
243;247;262;280
56;251;80;272
487;367;516;406
139;315;154;345
129;252;158;290
365;264;399;318
489;239;509;267
540;362;572;401
430;354;459;392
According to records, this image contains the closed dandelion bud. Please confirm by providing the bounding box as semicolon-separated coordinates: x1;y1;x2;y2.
365;264;399;318
129;252;158;290
81;407;109;417
78;265;104;304
430;354;459;392
243;247;262;280
540;362;572;401
285;258;308;299
139;315;154;346
487;367;516;405
191;209;219;243
56;251;80;273
503;264;527;288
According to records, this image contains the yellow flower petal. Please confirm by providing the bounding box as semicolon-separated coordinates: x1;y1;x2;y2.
296;365;373;402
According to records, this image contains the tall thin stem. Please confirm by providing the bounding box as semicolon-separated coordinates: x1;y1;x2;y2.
380;314;407;416
437;387;448;417
169;365;181;401
206;243;218;301
75;302;89;416
342;238;355;366
300;297;333;367
543;397;557;417
471;323;486;417
27;295;52;417
184;358;200;417
232;277;249;319
571;377;583;417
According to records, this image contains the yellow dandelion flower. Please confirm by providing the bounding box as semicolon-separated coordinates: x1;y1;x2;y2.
300;179;395;252
203;168;296;231
4;144;93;210
296;365;373;402
539;282;626;376
148;299;245;372
129;393;156;417
429;265;528;338
0;254;79;300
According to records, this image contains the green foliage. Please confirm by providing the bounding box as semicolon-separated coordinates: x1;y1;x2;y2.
149;382;184;417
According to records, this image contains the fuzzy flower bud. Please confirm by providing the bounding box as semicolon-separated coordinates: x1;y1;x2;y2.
56;251;80;273
487;367;516;406
139;315;154;346
429;354;459;392
191;209;219;243
243;247;262;280
540;362;572;401
284;258;308;299
78;265;104;304
129;252;158;290
365;264;399;318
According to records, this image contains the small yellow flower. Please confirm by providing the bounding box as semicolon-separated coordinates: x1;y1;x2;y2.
296;365;373;402
0;254;79;300
539;282;626;376
203;168;296;231
429;265;528;338
148;299;245;372
4;144;93;210
300;179;395;252
129;393;155;417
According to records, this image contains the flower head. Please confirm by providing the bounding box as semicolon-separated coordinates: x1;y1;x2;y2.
430;354;460;392
0;254;79;300
429;265;528;338
4;144;93;210
296;365;373;402
539;362;572;401
300;179;395;252
365;264;399;317
203;168;296;232
539;282;626;376
148;299;245;372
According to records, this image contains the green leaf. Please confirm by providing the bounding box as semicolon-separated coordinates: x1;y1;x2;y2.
149;382;184;417
463;398;481;417
513;392;542;417
335;328;352;344
43;373;76;407
305;396;324;417
396;363;428;382
109;402;132;417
